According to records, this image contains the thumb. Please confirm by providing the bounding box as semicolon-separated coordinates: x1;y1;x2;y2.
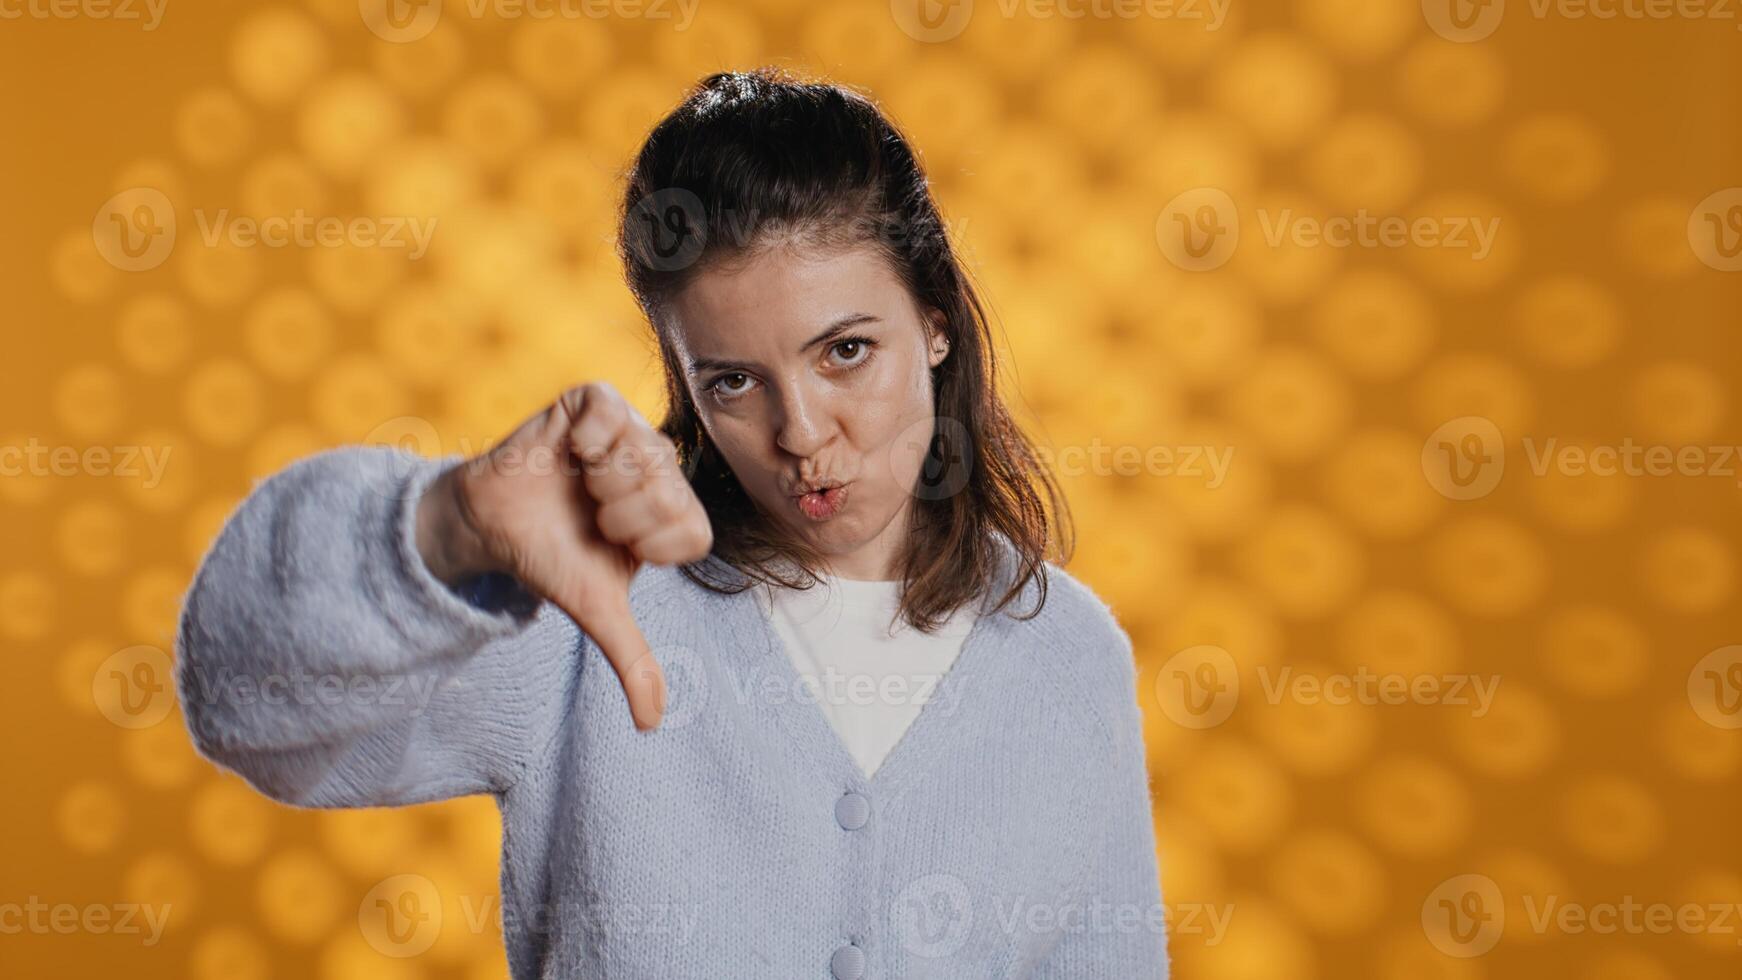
559;587;666;731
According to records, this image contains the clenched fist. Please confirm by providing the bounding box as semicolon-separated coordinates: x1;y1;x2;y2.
414;381;714;730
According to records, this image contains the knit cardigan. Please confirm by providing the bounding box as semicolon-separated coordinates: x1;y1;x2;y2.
174;446;1170;979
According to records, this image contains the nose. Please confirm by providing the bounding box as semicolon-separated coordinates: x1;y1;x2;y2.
772;381;836;460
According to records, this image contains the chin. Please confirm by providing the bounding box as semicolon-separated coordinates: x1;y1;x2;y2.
794;516;869;554
789;504;895;560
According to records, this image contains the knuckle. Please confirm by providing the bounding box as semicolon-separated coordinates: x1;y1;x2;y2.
569;383;623;428
590;384;626;422
557;384;586;415
594;500;628;541
576;436;621;477
625;445;656;483
620;442;651;478
646;478;681;519
583;463;624;500
559;381;606;423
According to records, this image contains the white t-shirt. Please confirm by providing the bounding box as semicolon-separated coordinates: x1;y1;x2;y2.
755;574;979;780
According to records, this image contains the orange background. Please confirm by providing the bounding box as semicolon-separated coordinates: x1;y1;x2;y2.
2;0;1740;977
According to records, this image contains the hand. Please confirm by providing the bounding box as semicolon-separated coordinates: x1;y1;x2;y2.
416;381;714;730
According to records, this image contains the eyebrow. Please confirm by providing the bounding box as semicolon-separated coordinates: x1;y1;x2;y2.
687;312;883;376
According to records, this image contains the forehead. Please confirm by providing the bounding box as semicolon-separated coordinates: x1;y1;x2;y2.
666;242;908;354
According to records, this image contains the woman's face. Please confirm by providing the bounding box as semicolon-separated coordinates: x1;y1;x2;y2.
663;242;949;580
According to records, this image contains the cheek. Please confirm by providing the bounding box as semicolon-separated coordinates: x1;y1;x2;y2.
699;411;776;488
848;352;935;442
848;359;937;491
879;415;936;496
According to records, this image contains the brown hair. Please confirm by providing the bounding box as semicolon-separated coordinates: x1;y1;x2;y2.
616;66;1072;631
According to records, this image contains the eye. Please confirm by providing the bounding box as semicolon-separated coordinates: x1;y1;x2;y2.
828;336;876;369
707;372;758;401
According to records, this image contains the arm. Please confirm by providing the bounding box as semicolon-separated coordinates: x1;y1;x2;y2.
1033;630;1170;978
175;445;580;808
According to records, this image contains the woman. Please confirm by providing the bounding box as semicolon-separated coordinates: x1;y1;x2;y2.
177;68;1167;978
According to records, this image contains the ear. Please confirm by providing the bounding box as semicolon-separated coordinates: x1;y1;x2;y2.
923;309;951;369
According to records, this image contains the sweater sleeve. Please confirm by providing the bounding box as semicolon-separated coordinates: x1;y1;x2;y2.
1033;628;1171;978
174;445;580;808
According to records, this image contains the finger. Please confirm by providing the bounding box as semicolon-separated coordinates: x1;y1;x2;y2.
629;520;714;565
461;398;567;485
562;382;632;469
577;419;679;506
561;588;667;731
593;476;689;545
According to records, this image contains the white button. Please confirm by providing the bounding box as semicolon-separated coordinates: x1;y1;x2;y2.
835;792;870;831
830;942;865;979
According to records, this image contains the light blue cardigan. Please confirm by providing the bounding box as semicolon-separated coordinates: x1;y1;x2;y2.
175;446;1169;978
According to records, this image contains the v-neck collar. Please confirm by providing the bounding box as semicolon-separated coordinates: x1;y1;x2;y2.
716;546;1027;805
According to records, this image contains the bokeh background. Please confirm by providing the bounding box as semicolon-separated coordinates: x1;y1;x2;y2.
3;0;1741;976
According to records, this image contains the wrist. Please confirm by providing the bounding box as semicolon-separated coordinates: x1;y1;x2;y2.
416;465;499;587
